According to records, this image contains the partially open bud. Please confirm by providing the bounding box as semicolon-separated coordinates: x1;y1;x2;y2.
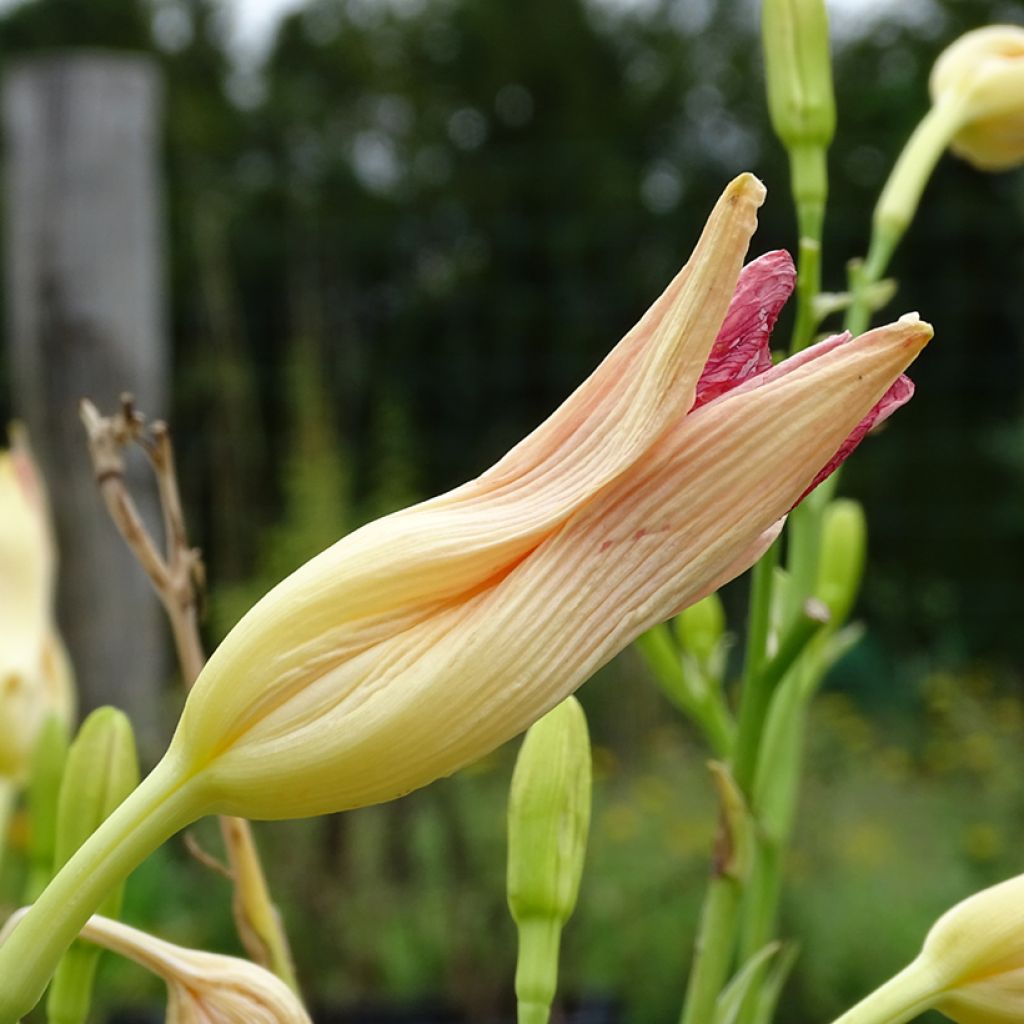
48;709;139;1024
507;697;592;1024
830;873;1024;1024
931;25;1024;171
0;911;309;1024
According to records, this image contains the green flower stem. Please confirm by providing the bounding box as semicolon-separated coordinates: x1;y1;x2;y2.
514;917;562;1024
741;541;779;682
846;96;966;338
0;757;204;1024
828;961;939;1024
679;874;742;1024
790;197;826;356
732;601;829;797
0;779;12;883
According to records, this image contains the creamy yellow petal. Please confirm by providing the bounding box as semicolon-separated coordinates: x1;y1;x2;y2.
180;175;766;765
188;317;930;818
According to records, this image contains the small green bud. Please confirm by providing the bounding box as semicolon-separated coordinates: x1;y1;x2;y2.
674;592;726;668
507;697;592;1024
47;707;139;1024
23;712;69;901
762;0;836;151
762;0;835;212
814;499;867;626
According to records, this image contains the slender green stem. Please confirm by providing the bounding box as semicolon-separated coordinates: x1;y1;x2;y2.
0;757;205;1024
679;874;742;1024
790;201;825;355
742;542;779;683
515;916;562;1024
828;961;938;1024
0;779;13;883
732;602;829;797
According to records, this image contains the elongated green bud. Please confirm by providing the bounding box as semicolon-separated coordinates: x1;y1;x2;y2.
47;708;139;1024
674;592;726;669
814;499;866;626
507;697;592;1024
762;0;836;148
23;713;69;901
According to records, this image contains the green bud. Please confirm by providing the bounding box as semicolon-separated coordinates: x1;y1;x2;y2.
23;713;70;901
762;0;835;212
507;697;592;1024
674;592;726;668
762;0;836;150
814;499;867;626
47;707;139;1024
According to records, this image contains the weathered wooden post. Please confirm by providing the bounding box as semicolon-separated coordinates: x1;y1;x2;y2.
3;54;167;750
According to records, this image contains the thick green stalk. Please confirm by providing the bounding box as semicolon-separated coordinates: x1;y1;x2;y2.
732;603;828;797
0;758;204;1024
679;873;742;1024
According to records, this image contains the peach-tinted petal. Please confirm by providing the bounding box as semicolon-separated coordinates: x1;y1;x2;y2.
192;317;931;818
182;175;768;762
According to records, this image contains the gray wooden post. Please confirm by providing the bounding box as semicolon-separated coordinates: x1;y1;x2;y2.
3;53;168;752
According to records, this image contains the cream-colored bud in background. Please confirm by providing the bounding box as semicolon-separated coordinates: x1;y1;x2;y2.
829;872;1024;1024
930;24;1024;171
0;910;310;1024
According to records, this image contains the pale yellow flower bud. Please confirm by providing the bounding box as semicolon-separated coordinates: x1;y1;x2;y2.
930;25;1024;171
0;431;74;783
0;910;310;1024
830;873;1024;1024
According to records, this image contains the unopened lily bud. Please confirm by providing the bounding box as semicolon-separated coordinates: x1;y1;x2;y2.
814;499;866;626
762;0;835;208
931;25;1024;171
24;713;69;900
507;697;592;1024
674;591;727;668
831;872;1024;1024
47;708;139;1024
762;0;836;148
0;431;74;785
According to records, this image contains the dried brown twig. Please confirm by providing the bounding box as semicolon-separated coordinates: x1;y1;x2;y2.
80;394;300;994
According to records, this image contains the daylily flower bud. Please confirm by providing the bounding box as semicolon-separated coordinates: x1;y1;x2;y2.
761;0;835;210
814;499;867;625
24;713;70;900
762;0;836;150
930;25;1024;171
0;431;74;785
48;708;139;1024
0;910;310;1024
0;178;934;1024
873;25;1024;273
674;592;727;668
830;873;1024;1024
507;698;592;1024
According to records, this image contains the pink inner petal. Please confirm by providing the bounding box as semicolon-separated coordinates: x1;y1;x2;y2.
795;373;915;505
693;249;795;407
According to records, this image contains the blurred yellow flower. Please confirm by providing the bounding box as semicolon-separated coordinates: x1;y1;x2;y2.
0;431;73;783
931;25;1024;171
